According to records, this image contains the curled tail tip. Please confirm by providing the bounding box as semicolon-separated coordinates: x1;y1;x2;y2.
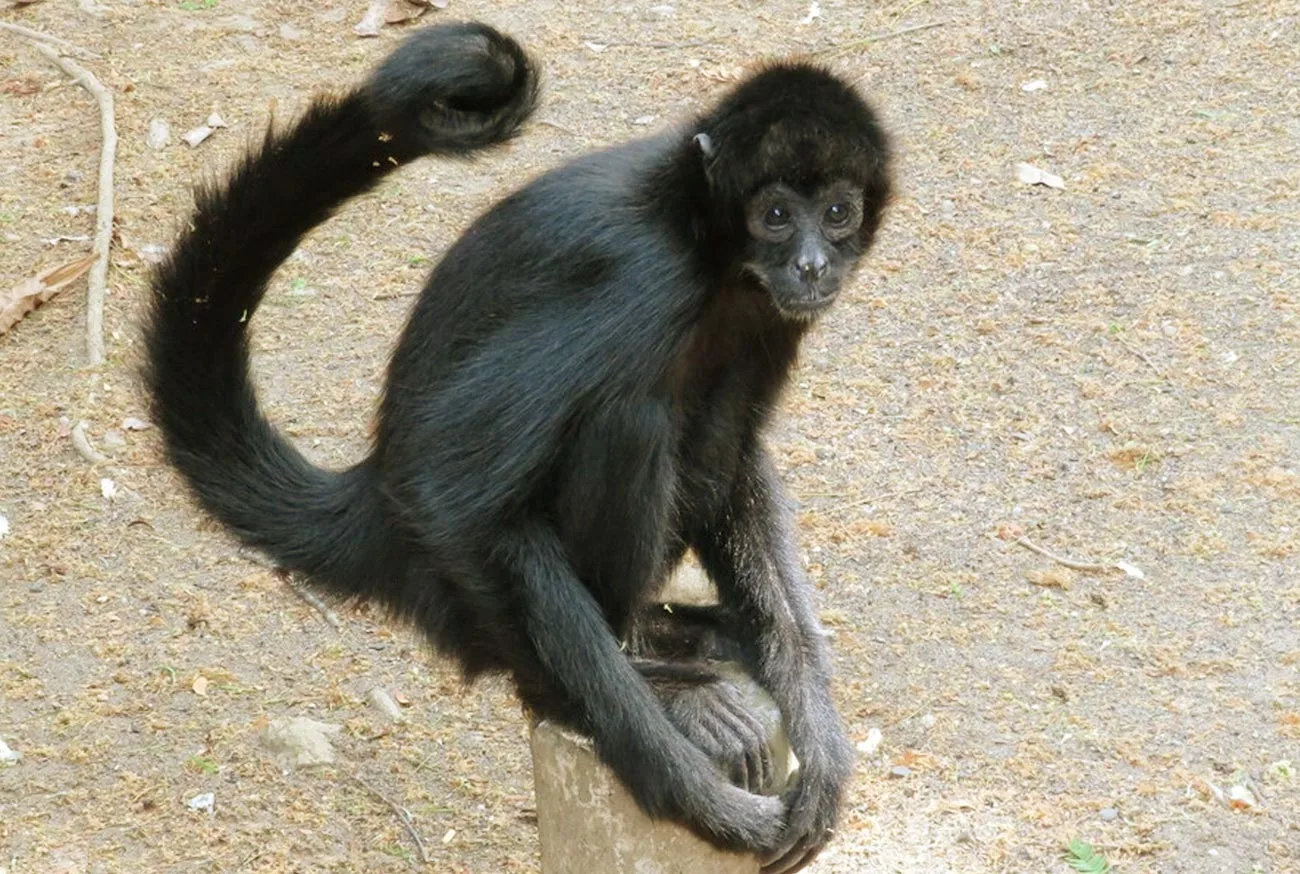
366;22;540;155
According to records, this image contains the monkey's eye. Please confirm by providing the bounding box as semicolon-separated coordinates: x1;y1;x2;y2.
824;203;851;226
763;205;792;230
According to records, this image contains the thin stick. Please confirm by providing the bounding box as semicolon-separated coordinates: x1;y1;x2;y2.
820;490;900;514
371;288;422;301
1014;536;1113;573
586;38;720;50
352;774;432;863
31;41;115;367
277;570;343;630
1112;333;1168;381
818;19;948;58
0;22;101;59
70;420;108;464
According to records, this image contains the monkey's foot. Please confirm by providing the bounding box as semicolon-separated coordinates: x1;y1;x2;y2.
660;671;795;796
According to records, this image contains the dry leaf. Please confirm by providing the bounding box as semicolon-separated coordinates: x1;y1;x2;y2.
2;76;43;96
1227;784;1258;811
356;0;443;35
1025;567;1074;589
1016;162;1066;190
1114;559;1146;579
0;255;95;335
856;727;883;756
182;125;215;147
996;522;1027;541
893;749;938;771
354;0;388;36
385;0;428;25
700;64;744;83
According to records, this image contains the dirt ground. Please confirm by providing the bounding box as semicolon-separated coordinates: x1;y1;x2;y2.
1;0;1297;872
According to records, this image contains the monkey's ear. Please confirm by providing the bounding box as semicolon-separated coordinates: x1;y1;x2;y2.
692;132;715;159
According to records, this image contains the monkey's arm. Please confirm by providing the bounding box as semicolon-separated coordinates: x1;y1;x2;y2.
692;448;854;874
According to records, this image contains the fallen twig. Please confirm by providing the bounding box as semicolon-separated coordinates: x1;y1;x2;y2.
820;490;901;515
352;774;432;863
277;569;343;630
819;19;948;58
1014;535;1112;572
30;40;115;366
371;289;421;301
1112;332;1168;381
585;37;720;50
536;118;579;137
0;22;101;59
70;420;108;464
1012;535;1149;580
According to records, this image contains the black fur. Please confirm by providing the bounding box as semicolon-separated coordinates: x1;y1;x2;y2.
145;23;890;873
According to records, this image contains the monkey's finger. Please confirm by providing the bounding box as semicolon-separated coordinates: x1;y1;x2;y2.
707;694;773;792
688;711;730;757
695;710;761;793
760;833;825;874
710;685;776;791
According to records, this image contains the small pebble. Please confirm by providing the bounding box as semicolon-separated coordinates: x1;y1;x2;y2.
146;118;170;150
1099;806;1118;821
366;687;406;723
889;765;912;778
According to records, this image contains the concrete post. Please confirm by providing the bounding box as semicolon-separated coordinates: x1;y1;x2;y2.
531;721;761;874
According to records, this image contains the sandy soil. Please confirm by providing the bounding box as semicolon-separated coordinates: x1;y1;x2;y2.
1;1;1297;871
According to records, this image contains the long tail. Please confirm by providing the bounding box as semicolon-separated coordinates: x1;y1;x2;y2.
144;23;538;593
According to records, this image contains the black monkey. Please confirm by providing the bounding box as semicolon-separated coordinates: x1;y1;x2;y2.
145;23;889;873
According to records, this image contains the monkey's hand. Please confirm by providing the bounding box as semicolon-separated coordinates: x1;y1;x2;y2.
761;702;854;874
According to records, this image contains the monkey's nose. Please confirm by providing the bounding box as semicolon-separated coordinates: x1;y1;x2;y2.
796;254;828;282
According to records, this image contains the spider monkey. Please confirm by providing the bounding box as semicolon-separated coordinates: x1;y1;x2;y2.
144;23;890;873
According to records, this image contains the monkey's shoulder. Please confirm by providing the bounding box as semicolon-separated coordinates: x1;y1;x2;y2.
430;131;702;307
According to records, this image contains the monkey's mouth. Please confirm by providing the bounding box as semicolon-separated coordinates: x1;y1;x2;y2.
775;290;838;320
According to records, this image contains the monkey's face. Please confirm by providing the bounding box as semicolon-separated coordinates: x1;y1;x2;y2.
740;180;867;321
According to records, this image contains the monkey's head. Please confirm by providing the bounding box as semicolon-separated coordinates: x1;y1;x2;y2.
695;63;891;320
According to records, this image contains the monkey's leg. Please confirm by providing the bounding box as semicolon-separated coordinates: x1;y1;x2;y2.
490;522;786;852
626;604;784;795
693;449;854;874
